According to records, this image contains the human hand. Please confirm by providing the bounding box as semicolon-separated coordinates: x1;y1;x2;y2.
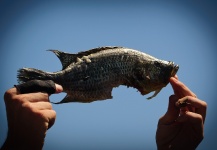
1;80;63;150
156;77;207;150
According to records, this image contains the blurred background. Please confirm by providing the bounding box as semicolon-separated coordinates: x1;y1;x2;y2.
0;0;217;149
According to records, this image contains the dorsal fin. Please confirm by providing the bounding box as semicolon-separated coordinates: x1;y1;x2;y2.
77;46;123;56
48;50;77;70
48;47;124;70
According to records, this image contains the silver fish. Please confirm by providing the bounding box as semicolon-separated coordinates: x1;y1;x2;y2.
17;46;179;103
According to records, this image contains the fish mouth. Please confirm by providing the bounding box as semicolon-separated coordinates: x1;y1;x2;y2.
170;62;179;77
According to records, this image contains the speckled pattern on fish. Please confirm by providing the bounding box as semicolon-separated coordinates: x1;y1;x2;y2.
17;46;179;103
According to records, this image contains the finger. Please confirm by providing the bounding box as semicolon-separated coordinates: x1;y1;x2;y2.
176;96;207;123
20;92;50;103
4;88;48;105
15;80;63;94
55;83;63;93
175;97;196;114
40;109;56;129
175;111;204;146
4;88;17;101
30;102;53;110
169;77;197;98
176;111;204;135
158;95;180;125
174;75;178;80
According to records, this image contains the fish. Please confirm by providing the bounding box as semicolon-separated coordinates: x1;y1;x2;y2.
17;46;179;104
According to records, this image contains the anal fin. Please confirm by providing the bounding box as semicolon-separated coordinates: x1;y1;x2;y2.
53;88;113;104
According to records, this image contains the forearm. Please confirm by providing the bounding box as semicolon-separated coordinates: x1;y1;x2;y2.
1;131;44;150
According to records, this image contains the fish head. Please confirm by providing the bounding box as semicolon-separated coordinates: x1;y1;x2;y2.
134;60;179;95
149;60;179;84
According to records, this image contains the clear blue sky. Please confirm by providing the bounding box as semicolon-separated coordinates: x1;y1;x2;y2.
0;0;217;149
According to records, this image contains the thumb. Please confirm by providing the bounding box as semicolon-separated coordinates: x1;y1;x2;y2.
55;83;63;93
159;95;180;125
15;80;63;94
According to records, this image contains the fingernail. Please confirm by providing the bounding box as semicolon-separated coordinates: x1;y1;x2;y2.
171;77;178;82
176;97;189;108
169;77;177;84
55;84;63;93
174;75;179;80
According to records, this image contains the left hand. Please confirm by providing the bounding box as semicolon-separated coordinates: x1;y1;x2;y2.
2;80;63;150
156;77;207;150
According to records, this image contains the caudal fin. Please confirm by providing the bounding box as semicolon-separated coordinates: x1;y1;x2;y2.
17;68;52;84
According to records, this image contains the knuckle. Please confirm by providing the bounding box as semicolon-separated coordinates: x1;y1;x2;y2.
186;95;190;99
188;113;203;124
4;89;14;102
169;95;175;100
40;92;49;101
41;92;49;97
4;91;24;105
169;95;178;103
37;111;45;118
48;103;53;109
34;110;48;121
34;113;49;126
184;96;191;101
18;94;32;103
21;101;33;111
195;114;203;121
44;102;53;109
51;110;56;117
200;100;207;109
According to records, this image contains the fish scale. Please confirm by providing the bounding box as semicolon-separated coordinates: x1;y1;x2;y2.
17;46;179;103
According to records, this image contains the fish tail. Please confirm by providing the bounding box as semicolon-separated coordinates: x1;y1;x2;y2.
17;68;53;84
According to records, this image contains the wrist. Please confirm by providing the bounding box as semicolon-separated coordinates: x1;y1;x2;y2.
1;131;44;150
